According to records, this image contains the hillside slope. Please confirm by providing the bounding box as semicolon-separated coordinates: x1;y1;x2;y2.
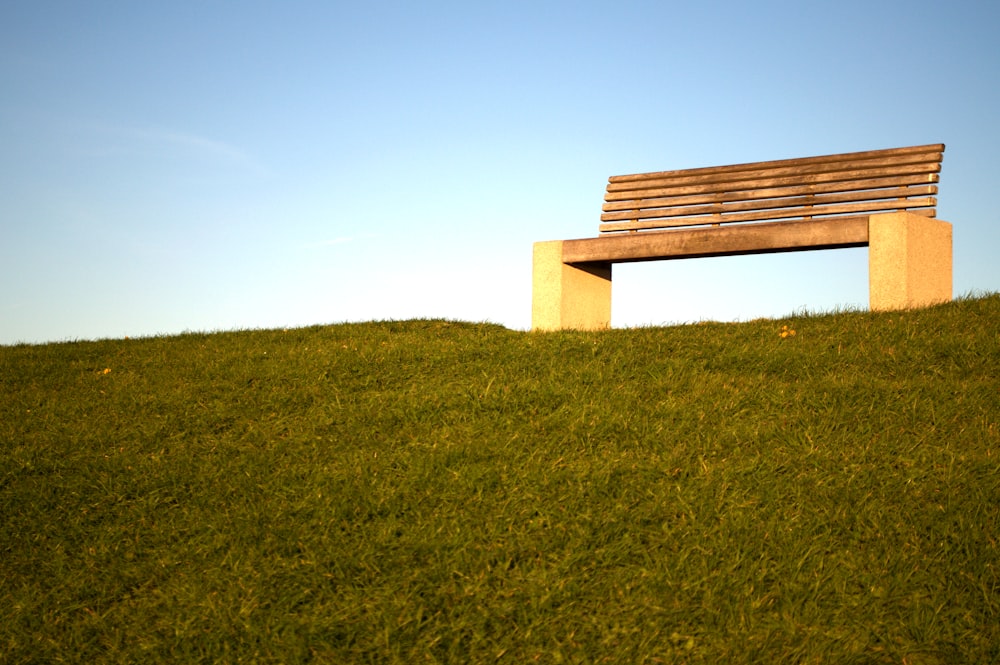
2;295;999;663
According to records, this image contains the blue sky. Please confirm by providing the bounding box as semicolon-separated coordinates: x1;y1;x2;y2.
2;0;998;344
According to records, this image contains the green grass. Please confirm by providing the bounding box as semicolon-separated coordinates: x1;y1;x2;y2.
2;295;999;663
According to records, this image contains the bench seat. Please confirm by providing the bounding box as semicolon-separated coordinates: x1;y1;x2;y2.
562;217;870;264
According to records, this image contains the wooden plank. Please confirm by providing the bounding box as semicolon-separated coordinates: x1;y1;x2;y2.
608;144;944;184
565;218;871;264
607;152;943;194
608;144;944;185
600;185;938;222
592;144;945;235
602;176;938;212
605;161;941;198
604;166;940;203
600;206;936;233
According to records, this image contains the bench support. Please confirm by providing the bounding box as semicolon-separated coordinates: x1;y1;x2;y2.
532;241;611;331
531;212;952;331
868;212;952;311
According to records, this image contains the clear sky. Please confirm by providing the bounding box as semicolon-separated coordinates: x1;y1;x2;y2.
2;0;998;344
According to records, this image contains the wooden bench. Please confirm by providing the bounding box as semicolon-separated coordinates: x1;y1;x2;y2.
531;144;953;330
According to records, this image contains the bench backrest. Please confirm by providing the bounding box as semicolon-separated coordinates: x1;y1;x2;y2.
600;144;944;234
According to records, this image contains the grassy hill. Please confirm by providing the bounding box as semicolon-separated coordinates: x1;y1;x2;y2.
2;295;999;663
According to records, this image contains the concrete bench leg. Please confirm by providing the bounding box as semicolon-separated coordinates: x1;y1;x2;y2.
868;212;953;311
532;240;612;331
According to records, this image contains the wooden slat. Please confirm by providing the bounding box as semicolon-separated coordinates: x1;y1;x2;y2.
607;153;942;195
609;144;944;185
601;184;938;222
605;163;940;201
567;218;871;264
598;144;945;234
600;205;936;233
602;175;938;212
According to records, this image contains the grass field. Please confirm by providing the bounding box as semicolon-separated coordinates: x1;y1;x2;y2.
2;295;999;663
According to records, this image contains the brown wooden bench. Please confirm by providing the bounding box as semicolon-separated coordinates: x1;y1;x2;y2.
532;144;953;330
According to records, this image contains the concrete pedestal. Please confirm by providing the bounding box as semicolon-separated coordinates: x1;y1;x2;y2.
868;212;953;311
531;241;611;331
